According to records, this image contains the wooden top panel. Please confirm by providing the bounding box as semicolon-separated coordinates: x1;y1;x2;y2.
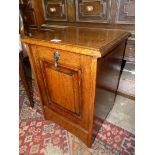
21;26;130;57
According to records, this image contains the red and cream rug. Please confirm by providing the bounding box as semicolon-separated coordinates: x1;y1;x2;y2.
19;80;135;155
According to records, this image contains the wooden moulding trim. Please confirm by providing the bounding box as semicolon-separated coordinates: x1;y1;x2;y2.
21;38;101;58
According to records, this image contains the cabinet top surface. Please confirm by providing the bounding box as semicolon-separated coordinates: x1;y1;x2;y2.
21;26;130;57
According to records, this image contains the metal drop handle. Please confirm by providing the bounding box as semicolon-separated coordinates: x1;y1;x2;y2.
54;51;60;67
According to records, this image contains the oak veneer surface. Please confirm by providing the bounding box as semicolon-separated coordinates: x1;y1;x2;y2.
21;26;129;147
21;27;130;57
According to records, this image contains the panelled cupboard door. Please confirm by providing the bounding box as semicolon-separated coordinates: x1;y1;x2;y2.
30;45;84;123
42;61;81;115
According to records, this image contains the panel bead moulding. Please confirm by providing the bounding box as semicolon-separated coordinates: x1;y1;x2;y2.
76;0;111;23
116;0;135;24
42;0;67;21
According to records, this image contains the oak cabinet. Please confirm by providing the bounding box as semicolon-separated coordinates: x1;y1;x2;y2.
41;0;135;24
21;26;130;147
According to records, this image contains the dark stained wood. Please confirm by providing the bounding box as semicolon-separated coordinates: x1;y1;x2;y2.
19;10;35;107
19;52;34;107
41;0;135;25
22;10;37;26
76;0;110;23
21;27;129;147
42;0;67;21
19;0;44;33
23;44;46;115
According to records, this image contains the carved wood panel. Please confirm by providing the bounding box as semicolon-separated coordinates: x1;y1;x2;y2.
116;0;135;24
42;0;67;21
76;0;110;23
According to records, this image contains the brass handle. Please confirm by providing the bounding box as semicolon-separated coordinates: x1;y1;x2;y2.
50;7;56;13
86;6;94;12
54;51;60;67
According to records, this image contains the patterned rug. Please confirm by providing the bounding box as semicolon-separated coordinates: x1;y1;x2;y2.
19;80;135;155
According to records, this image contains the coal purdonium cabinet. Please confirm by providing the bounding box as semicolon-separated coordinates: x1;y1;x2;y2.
21;26;130;147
